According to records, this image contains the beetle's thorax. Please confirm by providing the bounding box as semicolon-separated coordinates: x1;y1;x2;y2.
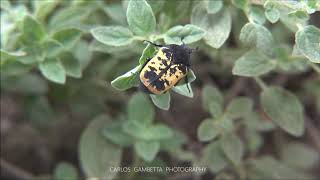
164;45;191;66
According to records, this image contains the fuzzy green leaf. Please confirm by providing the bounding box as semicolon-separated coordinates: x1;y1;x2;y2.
21;15;46;44
232;50;276;77
220;133;244;165
39;58;66;84
127;0;156;36
150;92;171;110
265;8;280;23
197;119;219;142
91;26;134;46
164;24;205;45
239;23;274;56
207;0;223;14
54;162;78;180
60;53;82;78
201;85;223;117
295;25;320;63
261;87;305;136
134;140;160;162
79;115;122;179
224;97;253;119
111;65;140;90
52;28;82;50
128;93;154;125
191;4;231;48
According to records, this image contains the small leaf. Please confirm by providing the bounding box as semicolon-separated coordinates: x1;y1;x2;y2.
21;15;46;44
127;0;156;36
102;120;134;147
52;28;82;50
111;65;140;90
295;25;320;63
225;97;253;119
139;44;156;65
197;119;219;142
220;133;244;165
201;85;223;117
91;26;134;46
281;143;319;169
265;8;280;23
247;5;266;24
232;50;276;77
191;4;231;48
60;53;82;78
42;39;64;58
150;92;171;110
79;115;122;179
202;142;228;173
54;162;78;180
134;140;160;162
231;0;247;9
261;87;305;136
35;0;58;21
148;124;174;140
128;93;155;125
239;23;274;56
207;0;223;14
172;83;193;98
164;24;205;45
39;58;66;84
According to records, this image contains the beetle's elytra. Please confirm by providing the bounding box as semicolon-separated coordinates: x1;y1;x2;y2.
139;41;195;95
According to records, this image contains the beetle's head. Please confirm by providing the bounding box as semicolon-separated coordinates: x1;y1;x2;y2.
167;43;198;67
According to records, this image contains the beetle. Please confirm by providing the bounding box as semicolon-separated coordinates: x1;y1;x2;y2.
139;40;196;95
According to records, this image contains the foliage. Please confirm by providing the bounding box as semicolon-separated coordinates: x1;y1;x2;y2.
1;0;319;180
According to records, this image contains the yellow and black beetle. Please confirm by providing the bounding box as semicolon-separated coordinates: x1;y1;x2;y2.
139;41;196;95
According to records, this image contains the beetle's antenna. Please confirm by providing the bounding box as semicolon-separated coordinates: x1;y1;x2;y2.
143;40;163;47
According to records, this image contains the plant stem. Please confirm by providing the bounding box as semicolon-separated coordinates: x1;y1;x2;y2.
254;77;268;90
308;61;320;75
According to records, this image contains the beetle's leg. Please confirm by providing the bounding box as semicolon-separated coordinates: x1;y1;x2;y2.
143;40;163;48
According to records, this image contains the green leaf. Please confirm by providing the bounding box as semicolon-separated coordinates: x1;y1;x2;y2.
295;25;320;63
60;53;82;78
191;4;231;48
103;4;127;24
54;162;78;180
231;0;247;9
201;85;223;117
111;65;140;90
239;23;274;56
102;120;134;147
43;39;64;58
35;0;58;21
164;24;205;45
247;5;266;24
281;143;319;169
224;97;253;119
91;26;134;46
127;0;156;36
0;0;11;11
207;0;223;14
197;119;219;142
150;92;171;110
52;28;82;50
128;93;155;125
17;46;43;64
21;15;46;44
202;142;228;173
79;115;122;179
232;50;276;77
265;8;280;23
134;140;160;162
220;133;244;165
139;44;156;65
261;87;305;136
1;50;26;64
39;58;66;84
172;83;193;98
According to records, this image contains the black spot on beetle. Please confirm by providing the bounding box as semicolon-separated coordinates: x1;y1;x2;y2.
177;65;187;74
151;79;165;91
162;48;172;59
157;57;161;60
144;70;157;80
148;66;157;72
161;60;168;66
151;62;155;64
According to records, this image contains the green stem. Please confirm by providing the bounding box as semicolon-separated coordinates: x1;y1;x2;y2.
308;61;320;75
254;77;268;90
